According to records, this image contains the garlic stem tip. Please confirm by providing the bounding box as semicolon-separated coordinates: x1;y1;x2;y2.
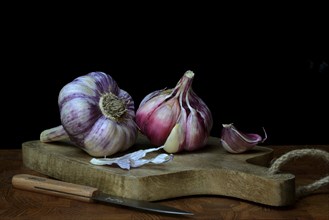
185;70;195;78
222;123;232;128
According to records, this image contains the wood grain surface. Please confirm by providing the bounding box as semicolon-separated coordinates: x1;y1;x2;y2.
21;134;296;206
1;145;329;220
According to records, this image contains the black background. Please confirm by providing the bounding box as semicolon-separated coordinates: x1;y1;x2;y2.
2;5;328;149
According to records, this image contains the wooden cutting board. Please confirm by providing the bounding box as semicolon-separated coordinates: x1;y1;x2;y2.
22;133;295;206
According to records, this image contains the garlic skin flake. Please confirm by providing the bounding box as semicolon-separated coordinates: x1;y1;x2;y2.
136;70;213;153
220;123;267;153
40;72;138;157
90;146;174;170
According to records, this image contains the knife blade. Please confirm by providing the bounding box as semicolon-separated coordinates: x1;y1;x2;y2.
12;174;193;215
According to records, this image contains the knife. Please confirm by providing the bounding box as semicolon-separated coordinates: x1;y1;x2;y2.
12;174;193;215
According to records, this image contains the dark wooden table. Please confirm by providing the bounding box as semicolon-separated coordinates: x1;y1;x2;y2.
1;145;328;220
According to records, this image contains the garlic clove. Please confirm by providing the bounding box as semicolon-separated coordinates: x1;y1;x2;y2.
40;125;69;142
143;98;181;146
60;97;100;135
139;88;171;107
220;123;267;153
83;117;120;157
185;110;208;151
163;123;184;153
183;90;210;151
120;120;138;152
135;90;170;131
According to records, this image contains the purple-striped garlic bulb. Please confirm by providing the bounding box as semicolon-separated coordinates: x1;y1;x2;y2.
220;123;267;153
40;71;138;157
136;70;213;153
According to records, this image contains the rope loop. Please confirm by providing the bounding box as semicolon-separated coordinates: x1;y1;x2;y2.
268;149;329;199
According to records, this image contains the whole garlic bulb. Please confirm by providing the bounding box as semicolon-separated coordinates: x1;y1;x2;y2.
136;70;213;153
40;71;138;157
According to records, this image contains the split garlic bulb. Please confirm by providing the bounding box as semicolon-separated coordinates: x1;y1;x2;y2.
136;70;213;153
40;71;138;157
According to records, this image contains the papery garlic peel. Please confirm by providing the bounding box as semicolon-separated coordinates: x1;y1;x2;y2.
40;72;138;157
220;123;267;153
136;70;213;153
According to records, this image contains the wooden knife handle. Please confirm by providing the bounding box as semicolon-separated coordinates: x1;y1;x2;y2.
12;174;98;202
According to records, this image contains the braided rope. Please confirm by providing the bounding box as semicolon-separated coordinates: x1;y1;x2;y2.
268;149;329;199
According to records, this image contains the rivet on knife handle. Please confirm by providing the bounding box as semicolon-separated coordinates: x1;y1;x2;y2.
12;174;98;202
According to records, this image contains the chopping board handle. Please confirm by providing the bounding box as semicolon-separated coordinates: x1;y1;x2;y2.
12;174;98;202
